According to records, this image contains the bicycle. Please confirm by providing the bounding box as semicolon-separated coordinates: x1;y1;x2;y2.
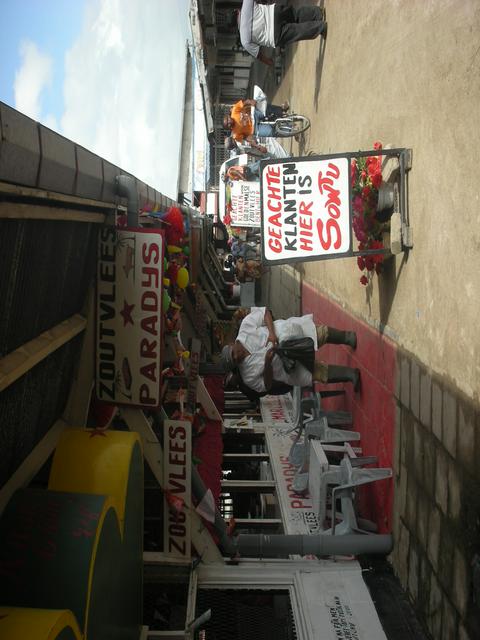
267;113;311;138
252;85;310;138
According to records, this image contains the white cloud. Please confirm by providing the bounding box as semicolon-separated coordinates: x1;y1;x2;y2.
14;40;54;120
61;0;190;199
43;114;59;131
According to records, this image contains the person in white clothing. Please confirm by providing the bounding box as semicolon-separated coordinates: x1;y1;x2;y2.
220;307;360;395
235;1;327;66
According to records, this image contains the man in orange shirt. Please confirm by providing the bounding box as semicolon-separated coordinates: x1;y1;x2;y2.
223;97;287;143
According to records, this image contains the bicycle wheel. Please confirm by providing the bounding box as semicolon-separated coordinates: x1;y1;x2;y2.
274;115;311;138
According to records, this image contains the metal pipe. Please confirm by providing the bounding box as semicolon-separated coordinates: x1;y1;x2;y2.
236;533;393;558
191;465;237;557
115;175;138;227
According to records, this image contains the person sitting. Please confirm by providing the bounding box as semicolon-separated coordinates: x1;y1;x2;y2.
220;307;360;395
223;98;288;143
235;257;263;282
222;162;261;183
224;134;268;158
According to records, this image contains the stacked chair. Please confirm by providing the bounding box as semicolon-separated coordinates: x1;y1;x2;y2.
288;387;392;544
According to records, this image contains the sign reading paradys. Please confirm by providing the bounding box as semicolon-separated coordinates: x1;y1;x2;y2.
96;227;164;407
260;156;352;264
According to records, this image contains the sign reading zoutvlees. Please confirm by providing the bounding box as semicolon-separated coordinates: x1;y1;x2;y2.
260;156;352;264
164;420;191;559
229;180;261;227
96;227;164;407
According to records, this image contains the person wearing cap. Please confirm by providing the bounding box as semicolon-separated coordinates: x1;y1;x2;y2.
220;307;360;395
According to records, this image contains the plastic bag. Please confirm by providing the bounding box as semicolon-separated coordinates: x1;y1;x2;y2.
277;337;315;374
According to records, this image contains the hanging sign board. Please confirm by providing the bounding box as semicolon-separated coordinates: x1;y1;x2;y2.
219;154;261;228
228;180;261;227
164;419;192;559
96;227;164;407
260;156;352;264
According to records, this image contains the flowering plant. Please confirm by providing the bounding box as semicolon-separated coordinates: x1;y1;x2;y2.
350;141;387;285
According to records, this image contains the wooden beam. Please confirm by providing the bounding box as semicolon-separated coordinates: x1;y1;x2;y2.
0;314;86;392
0;419;67;514
234;518;282;527
121;407;224;565
143;552;191;566
223;453;270;460
221;480;276;493
0;201;106;223
146;632;185;639
197;377;223;423
63;287;96;427
0;180;116;210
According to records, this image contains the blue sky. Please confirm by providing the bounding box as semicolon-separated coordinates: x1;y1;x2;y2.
0;0;191;199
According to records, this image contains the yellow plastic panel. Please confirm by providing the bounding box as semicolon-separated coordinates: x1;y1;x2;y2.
0;607;81;639
48;428;142;536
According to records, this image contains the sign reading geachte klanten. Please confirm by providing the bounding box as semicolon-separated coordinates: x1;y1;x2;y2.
96;227;164;407
261;156;352;264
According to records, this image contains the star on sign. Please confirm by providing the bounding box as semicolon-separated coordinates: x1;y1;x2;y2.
120;299;135;326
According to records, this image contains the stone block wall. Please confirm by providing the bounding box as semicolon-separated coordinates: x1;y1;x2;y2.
391;352;480;640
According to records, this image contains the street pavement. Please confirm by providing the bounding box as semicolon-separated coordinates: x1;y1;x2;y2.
254;2;480;639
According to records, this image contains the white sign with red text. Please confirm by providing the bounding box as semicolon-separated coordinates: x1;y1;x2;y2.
260;394;295;425
164;420;191;559
96;227;163;407
265;427;320;535
261;158;351;263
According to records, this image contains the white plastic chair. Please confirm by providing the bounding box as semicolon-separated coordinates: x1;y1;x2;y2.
317;455;392;536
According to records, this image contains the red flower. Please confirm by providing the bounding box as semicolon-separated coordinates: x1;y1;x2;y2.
353;195;364;214
371;171;382;189
357;256;366;271
360;275;368;286
350;160;357;187
223;214;232;225
367;156;381;176
365;256;375;271
373;141;383;150
362;185;371;199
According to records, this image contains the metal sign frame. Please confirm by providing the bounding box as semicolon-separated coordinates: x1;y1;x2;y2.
260;148;412;265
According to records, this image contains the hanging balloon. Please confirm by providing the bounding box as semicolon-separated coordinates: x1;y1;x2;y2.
167;245;182;254
162;289;171;311
176;267;189;289
183;245;190;256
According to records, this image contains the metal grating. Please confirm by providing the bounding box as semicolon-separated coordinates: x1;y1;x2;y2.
0;218;98;357
0;215;99;488
195;589;298;640
0;334;83;487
